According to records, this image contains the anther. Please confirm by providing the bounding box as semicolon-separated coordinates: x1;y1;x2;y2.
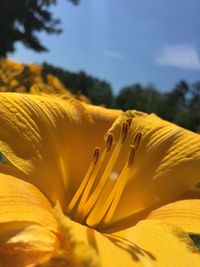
79;127;126;222
134;132;142;149
106;134;113;152
128;145;136;168
126;118;132;128
121;122;129;143
67;147;100;214
93;147;100;165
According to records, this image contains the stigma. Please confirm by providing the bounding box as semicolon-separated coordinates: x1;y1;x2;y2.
67;118;142;228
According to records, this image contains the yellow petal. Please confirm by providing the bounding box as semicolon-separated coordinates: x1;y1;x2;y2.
148;199;200;234
54;203;141;267
0;93;120;206
0;170;63;266
54;204;200;267
106;187;200;232
0;224;61;267
115;219;200;267
107;111;200;225
0;169;57;232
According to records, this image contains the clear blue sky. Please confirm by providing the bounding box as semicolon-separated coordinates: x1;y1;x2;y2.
11;0;200;93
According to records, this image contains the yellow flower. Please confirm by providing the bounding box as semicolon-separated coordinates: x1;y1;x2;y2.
0;58;24;84
28;63;43;75
30;74;74;99
0;58;91;104
0;92;200;266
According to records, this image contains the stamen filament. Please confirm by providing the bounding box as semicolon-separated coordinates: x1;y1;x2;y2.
86;145;136;227
67;147;100;214
78;123;129;222
103;145;136;224
121;122;129;143
74;134;113;221
68;117;141;228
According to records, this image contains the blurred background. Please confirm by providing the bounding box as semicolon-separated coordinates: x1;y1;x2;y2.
1;0;200;131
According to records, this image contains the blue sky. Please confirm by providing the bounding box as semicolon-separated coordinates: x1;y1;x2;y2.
11;0;200;93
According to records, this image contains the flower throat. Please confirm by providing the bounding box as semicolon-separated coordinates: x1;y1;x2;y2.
67;118;142;229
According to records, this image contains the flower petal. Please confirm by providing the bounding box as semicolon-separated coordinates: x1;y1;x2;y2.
0;93;120;206
114;220;200;267
54;203;142;267
0;168;57;231
0;224;61;267
107;112;200;225
147;199;200;234
54;204;200;267
0;170;63;266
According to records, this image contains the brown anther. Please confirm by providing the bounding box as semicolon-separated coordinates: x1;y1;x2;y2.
121;122;129;143
126;118;132;128
134;132;142;149
93;147;100;165
106;134;113;152
128;145;136;167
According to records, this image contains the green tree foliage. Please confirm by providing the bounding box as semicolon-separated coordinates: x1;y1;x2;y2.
178;82;200;132
116;83;163;113
43;62;114;107
0;0;79;57
86;79;114;108
116;80;200;132
159;80;189;122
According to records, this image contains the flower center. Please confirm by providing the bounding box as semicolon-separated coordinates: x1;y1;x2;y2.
67;118;142;229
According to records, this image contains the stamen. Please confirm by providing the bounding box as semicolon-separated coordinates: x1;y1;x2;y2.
106;134;113;152
93;147;100;165
73;134;113;221
133;132;142;149
121;122;129;143
78;123;129;222
67;147;100;213
128;145;136;167
68;118;142;228
126;118;132;127
103;145;136;224
86;145;136;227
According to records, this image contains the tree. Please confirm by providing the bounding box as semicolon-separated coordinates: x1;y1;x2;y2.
42;62;114;107
116;84;144;111
116;83;163;113
0;0;79;57
86;79;114;107
159;80;189;122
181;81;200;132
